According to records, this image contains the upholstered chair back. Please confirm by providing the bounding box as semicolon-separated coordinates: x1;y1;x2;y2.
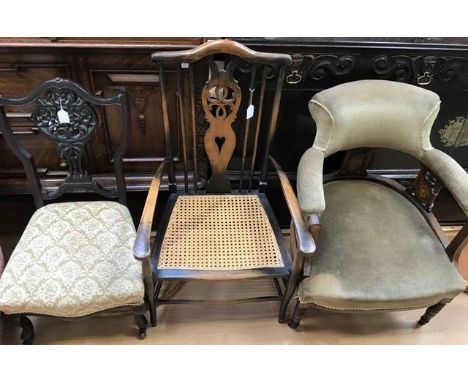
298;79;468;216
309;79;440;158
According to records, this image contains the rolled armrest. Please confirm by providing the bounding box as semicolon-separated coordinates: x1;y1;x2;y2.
297;146;326;215
134;160;167;260
420;148;468;216
269;156;316;255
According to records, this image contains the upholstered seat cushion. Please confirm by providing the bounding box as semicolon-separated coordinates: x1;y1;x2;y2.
0;201;144;317
298;180;465;310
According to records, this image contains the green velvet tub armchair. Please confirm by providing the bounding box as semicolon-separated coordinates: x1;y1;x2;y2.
280;79;468;329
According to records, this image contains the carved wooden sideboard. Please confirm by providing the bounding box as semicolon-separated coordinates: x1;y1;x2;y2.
0;37;467;224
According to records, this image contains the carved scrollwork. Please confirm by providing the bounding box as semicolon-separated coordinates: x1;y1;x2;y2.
369;55;414;82
286;54;356;84
369;55;468;85
31;88;97;183
420;57;468;84
32;88;96;142
237;63;277;79
202;59;242;192
312;55;356;80
413;56;446;86
57;141;91;182
203;82;240;121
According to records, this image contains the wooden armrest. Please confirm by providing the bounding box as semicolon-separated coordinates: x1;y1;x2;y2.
269;156;317;256
133;160;167;260
447;223;468;264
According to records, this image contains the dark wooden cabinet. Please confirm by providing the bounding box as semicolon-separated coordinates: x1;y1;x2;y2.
0;37;467;224
0;37;204;193
235;37;468;224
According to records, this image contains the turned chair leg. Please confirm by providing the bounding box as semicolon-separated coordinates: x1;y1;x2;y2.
417;301;448;326
19;315;34;345
134;314;148;339
279;273;300;324
288;299;308;329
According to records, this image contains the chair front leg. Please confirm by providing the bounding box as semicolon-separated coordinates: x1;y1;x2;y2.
142;258;156;327
134;311;148;339
417;300;450;326
288;300;308;329
279;271;301;323
279;222;309;323
0;312;3;344
19;315;34;345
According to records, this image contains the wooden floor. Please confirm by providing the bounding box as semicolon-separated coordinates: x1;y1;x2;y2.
2;278;468;345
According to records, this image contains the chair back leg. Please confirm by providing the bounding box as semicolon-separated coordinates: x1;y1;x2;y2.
417;300;451;326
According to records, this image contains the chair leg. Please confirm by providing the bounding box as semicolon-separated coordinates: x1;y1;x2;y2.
0;312;3;345
278;273;300;323
152;280;163;327
19;315;34;345
288;299;308;329
144;277;157;327
147;298;157;328
134;314;148;339
417;301;448;326
142;259;156;327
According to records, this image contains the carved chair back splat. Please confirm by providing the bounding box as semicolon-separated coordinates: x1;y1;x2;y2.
152;39;291;194
0;78;131;208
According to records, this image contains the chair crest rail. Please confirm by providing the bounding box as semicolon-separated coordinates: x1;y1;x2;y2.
151;39;292;65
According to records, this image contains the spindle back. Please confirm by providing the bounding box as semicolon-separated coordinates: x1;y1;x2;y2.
152;39;291;193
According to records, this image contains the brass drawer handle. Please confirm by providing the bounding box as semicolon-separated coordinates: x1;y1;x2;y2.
417;71;433;86
286;70;302;85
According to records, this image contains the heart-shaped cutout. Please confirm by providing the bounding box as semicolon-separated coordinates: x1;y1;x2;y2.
215;136;225;152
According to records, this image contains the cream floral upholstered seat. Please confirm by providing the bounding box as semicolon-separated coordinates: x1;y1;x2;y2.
0;201;144;317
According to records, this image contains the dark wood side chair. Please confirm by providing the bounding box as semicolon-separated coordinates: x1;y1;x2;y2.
135;39;312;324
0;78;152;344
282;79;468;329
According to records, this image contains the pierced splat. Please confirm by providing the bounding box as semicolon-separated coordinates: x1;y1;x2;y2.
30;87;112;199
202;59;242;192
